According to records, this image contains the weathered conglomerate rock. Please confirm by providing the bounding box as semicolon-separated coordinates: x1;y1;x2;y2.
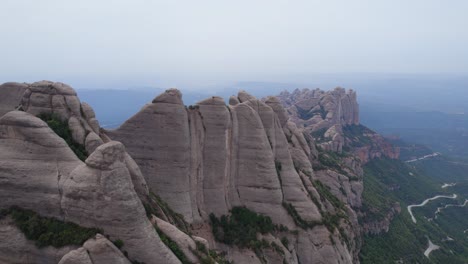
0;111;82;218
0;82;28;116
0;81;384;264
278;87;359;153
153;216;200;263
0;108;173;264
0;81;105;154
278;87;399;162
106;89;196;222
108;89;357;263
58;234;131;264
0;216;77;264
61;142;180;264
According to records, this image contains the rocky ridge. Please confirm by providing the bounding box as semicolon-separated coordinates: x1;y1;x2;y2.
277;88;401;237
107;89;359;263
0;81;401;264
278;87;399;162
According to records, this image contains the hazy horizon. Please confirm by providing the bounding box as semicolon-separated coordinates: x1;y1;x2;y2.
2;1;468;89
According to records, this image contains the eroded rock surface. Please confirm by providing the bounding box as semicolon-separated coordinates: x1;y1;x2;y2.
0;216;76;264
108;89;357;263
61;142;180;264
0;111;81;217
0;81;397;264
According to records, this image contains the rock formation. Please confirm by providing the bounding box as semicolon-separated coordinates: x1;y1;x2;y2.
0;108;178;263
278;87;399;162
0;111;82;218
61;141;180;264
108;89;358;263
58;234;131;264
0;81;405;264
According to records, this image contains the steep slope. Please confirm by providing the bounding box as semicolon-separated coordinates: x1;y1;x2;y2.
108;89;358;263
0;82;186;264
360;157;468;263
1;81;411;264
278;87;399;162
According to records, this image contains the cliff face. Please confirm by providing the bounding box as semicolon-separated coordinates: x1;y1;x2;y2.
0;81;404;264
278;87;399;163
107;90;359;263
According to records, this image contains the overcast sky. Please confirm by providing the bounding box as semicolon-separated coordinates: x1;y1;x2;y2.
1;0;467;88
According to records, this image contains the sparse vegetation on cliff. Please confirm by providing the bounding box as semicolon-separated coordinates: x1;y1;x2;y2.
209;207;275;248
0;207;100;248
144;192;190;234
343;124;373;148
155;225;191;264
38;113;88;161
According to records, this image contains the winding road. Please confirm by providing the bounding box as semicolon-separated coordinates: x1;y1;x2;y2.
407;194;457;224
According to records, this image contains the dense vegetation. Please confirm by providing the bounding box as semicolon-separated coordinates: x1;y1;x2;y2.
387;138;434;161
209;207;290;262
360;158;468;263
38;113;88;161
192;241;232;264
209;207;276;249
0;207;100;248
314;148;350;175
296;105;327;121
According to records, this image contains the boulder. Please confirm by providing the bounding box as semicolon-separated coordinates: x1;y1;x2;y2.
82;234;131;264
58;248;93;264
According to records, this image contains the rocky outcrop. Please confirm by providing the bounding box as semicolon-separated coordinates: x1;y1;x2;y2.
278;87;359;153
0;111;82;218
0;81;106;154
106;89;196;222
0;108;174;264
350;129;400;164
0;82;28;116
1;81;393;264
153;216;200;263
58;234;131;264
108;89;359;263
0;216;76;264
360;203;401;235
277;87;399;162
61;142;180;264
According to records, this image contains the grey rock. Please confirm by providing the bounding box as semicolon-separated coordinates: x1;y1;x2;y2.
107;89;196;223
80;102;96;120
237;90;256;103
68;116;86;145
0;217;76;264
0;111;82;217
154;217;199;263
85;132;104;154
0;82;28;116
58;248;93;264
228;95;240;105
61;141;181;264
152;88;183;104
82;234;131;264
